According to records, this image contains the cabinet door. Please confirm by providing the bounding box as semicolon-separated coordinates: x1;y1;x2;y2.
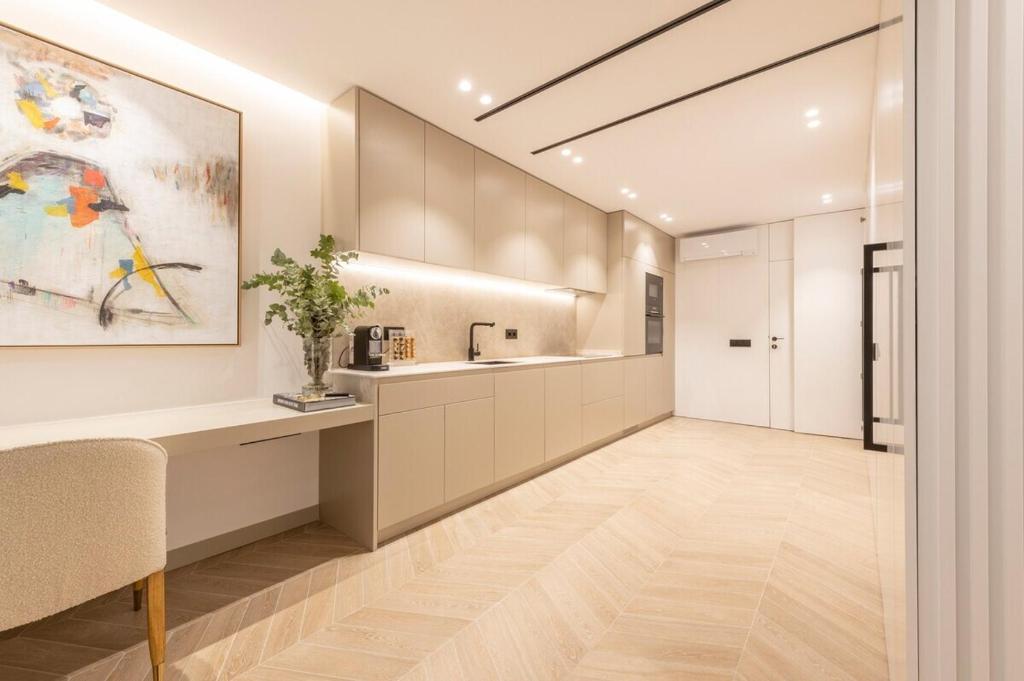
623;258;648;357
582;396;624;444
525;177;564;285
494;369;546;480
475;150;526;279
622;212;674;271
581;359;624;405
563;194;589;290
545;365;581;460
623;356;645;428
358;91;425;261
645;355;667;419
378;406;444;529
425;124;474;269
586;206;608;293
445;397;495;501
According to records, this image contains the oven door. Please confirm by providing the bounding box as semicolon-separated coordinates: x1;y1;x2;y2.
645;314;663;354
645;272;664;316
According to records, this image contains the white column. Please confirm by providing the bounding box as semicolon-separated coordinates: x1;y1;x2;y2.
914;0;1024;679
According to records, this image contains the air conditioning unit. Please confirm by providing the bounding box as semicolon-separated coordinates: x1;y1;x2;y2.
678;227;759;262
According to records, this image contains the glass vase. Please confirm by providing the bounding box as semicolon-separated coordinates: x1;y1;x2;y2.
302;335;332;399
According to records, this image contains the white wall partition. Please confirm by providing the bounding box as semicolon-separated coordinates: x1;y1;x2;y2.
792;209;865;439
915;0;1024;677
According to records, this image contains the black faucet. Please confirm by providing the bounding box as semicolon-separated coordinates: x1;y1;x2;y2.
468;322;495;361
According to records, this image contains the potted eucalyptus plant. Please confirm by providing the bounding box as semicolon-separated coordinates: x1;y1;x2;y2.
242;235;387;399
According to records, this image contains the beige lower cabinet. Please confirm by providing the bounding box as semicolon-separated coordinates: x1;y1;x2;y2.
581;359;625;404
623;356;646;428
378;406;445;529
582;395;625;443
645;355;671;419
444;397;495;501
494;369;546;480
544;365;582;460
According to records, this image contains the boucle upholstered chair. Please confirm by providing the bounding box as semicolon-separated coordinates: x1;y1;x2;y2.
0;438;168;680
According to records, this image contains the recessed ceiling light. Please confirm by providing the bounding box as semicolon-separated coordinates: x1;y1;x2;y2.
701;242;709;248
666;217;674;222
821;193;833;204
573;156;583;164
620;187;631;195
457;78;472;92
805;107;820;118
628;192;637;199
807;119;822;129
479;93;493;105
561;148;572;157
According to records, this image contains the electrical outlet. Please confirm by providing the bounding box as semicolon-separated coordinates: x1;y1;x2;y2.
505;328;518;340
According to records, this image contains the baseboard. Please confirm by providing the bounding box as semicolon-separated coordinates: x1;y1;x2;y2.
166;505;320;570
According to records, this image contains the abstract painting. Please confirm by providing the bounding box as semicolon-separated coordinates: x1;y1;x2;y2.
0;23;240;346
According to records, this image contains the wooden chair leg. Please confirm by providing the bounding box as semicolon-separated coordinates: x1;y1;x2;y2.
145;570;166;681
132;579;145;612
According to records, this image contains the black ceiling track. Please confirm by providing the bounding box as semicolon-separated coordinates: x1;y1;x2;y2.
530;15;905;155
474;0;734;122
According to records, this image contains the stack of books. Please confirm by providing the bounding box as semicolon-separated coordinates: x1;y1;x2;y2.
273;392;356;412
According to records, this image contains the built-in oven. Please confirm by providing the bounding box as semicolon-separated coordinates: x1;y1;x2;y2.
645;272;664;354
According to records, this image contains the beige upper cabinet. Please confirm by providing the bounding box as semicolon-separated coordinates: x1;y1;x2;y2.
475;150;526;279
425;124;474;269
524;177;565;286
564;194;589;290
358;91;425;262
622;211;674;272
586;205;608;293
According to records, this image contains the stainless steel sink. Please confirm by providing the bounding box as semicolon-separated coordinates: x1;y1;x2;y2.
466;360;519;365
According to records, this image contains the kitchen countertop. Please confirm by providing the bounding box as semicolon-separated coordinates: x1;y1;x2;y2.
328;353;636;381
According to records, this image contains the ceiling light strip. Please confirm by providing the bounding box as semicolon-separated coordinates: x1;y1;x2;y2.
530;16;904;155
474;0;735;122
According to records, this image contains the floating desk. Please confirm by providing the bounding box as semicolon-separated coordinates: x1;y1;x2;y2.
0;399;380;551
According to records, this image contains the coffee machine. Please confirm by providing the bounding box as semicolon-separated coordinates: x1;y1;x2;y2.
349;325;389;371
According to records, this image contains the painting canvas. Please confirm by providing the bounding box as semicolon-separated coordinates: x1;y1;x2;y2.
0;24;240;346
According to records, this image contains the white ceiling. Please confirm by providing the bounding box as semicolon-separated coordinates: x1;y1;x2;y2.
99;0;881;234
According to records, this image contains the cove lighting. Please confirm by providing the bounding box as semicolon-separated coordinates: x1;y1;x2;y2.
572;156;583;164
804;107;820;118
561;148;572;157
479;93;493;105
457;78;473;92
821;193;833;204
344;255;577;301
807;119;822;129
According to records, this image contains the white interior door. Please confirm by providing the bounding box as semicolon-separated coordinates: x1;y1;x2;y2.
769;259;794;430
678;225;770;427
793;209;865;439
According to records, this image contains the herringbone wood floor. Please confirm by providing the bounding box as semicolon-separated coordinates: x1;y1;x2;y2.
245;417;896;681
1;416;898;680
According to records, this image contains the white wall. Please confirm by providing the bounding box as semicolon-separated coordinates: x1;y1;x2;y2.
0;0;326;549
677;226;770;426
792;209;864;439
